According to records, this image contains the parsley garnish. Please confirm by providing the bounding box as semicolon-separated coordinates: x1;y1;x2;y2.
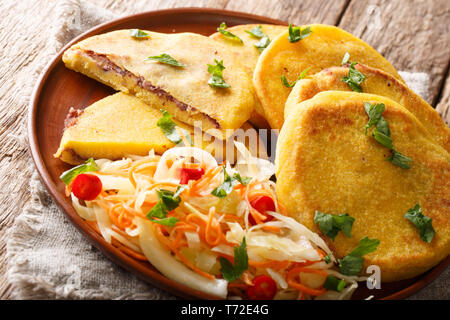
341;62;365;92
211;167;251;198
288;24;311;43
281;67;311;88
60;158;98;185
314;211;355;240
207;59;231;89
146;189;182;227
157;110;192;145
363;102;412;169
338;236;380;276
404;204;435;243
323;253;332;264
146;53;186;67
245;25;271;52
254;35;271;52
323;275;347;292
217;22;243;43
387;151;412;169
245;25;265;38
219;237;249;282
129;29;150;39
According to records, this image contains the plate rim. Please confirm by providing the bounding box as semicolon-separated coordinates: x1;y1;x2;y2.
27;7;449;300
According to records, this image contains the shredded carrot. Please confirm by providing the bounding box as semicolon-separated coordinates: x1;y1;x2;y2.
286;267;327;296
249;259;290;270
261;225;281;233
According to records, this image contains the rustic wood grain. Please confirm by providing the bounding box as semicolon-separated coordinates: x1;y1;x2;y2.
0;0;448;300
338;0;450;106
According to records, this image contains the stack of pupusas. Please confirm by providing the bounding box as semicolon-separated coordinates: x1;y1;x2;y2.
57;23;449;283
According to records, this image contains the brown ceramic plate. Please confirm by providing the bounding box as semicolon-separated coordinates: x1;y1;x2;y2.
28;7;449;300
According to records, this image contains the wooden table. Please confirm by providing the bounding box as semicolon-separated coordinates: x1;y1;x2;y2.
0;0;449;299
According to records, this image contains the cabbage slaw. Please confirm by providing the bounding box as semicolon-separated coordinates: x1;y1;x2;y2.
66;142;361;299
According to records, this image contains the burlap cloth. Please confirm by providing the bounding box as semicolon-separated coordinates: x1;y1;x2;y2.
5;0;449;299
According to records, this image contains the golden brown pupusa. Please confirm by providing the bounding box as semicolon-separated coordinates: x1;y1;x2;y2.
285;63;450;152
276;91;450;282
63;29;256;140
253;24;403;129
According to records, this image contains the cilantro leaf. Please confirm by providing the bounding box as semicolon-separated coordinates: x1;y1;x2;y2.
245;25;265;38
388;151;412;169
323;275;347;292
129;29;150;39
233;172;252;186
217;22;243;43
211;167;235;198
211;168;251;198
404;204;435;243
372;127;394;150
288;24;311;43
60;158;99;185
207;59;231;88
338;255;365;276
157;110;192;145
323;253;332;264
149;216;179;227
254;35;271;52
348;236;380;257
364;102;385;134
281;67;310;88
314;211;355;240
341;62;365;92
341;52;350;65
219;237;248;282
338;236;380;276
146;53;186;67
146;189;181;226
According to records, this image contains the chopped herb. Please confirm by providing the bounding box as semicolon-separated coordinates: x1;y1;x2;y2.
341;52;350;65
245;25;265;38
146;53;186;67
233;172;252;186
323;275;347;292
129;29;150;39
254;35;271;52
207;59;231;89
157;110;192;145
281;67;311;88
323;253;332;264
388;151;412;169
217;22;243;43
364;102;385;134
341;62;365;92
60;158;99;185
404;204;435;243
372;127;393;150
146;189;181;227
219;237;248;282
314;211;355;240
338;236;380;276
288;24;312;43
363;102;411;169
211;167;250;198
173;185;188;198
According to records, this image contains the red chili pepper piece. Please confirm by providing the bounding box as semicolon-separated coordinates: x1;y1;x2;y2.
249;195;276;225
179;167;205;184
246;275;277;300
72;174;102;201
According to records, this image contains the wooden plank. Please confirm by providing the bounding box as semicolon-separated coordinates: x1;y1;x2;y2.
338;0;450;106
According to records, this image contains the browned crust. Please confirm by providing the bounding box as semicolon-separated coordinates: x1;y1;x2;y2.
83;50;221;129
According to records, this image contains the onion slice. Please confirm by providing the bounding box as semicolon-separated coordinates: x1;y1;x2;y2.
136;217;227;298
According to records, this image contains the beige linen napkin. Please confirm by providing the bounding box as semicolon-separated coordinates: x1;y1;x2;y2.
6;0;448;299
